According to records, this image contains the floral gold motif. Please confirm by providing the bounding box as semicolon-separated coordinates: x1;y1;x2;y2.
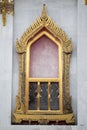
0;0;14;26
85;0;87;4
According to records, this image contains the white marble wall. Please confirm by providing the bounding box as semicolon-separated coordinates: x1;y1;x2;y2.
0;14;13;126
0;0;87;130
78;0;87;126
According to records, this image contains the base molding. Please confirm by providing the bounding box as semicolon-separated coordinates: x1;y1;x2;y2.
12;113;75;125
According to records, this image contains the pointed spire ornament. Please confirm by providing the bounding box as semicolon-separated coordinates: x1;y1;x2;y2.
40;4;48;21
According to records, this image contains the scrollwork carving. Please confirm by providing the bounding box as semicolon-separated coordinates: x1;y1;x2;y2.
63;39;73;54
16;40;26;53
15;96;24;114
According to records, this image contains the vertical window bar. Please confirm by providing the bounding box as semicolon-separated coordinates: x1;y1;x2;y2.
57;82;59;110
28;82;30;109
37;82;40;110
48;82;51;110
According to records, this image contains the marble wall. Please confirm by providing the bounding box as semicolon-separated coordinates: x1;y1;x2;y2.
78;0;87;125
0;0;87;130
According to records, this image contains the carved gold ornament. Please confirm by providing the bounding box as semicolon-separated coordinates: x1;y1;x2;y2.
0;0;14;26
85;0;87;4
13;4;75;124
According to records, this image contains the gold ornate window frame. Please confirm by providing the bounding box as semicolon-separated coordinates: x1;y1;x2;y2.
13;4;75;124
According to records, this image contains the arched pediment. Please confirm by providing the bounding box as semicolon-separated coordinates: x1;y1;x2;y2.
16;4;73;54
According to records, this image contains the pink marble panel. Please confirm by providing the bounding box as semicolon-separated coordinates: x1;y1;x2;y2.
30;35;59;78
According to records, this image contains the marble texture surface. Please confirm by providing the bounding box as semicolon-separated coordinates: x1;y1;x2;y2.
77;0;87;126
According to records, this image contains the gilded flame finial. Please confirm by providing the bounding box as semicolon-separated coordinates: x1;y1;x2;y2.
40;4;48;21
0;0;14;26
85;0;87;4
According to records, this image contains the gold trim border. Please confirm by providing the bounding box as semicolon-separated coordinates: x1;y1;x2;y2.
13;113;75;124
